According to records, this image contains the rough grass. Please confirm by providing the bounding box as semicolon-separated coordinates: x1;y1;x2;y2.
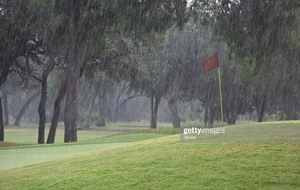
181;120;300;142
0;121;299;189
0;135;299;190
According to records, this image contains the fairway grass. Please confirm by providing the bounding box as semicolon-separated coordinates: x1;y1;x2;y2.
181;120;300;142
0;133;167;170
3;128;117;145
0;135;299;190
0;143;127;170
0;121;299;189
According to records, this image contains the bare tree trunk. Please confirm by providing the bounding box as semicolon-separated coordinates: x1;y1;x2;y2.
82;96;95;129
46;80;66;144
82;85;98;129
256;94;267;122
168;59;184;128
203;101;208;127
113;83;128;122
38;53;55;144
98;91;107;127
0;97;4;141
208;101;215;128
168;98;181;128
0;62;11;140
14;90;41;126
64;1;83;142
257;97;267;122
2;87;9;126
38;85;46;144
150;95;161;129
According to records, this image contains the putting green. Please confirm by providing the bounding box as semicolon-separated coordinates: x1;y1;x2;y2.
0;143;126;170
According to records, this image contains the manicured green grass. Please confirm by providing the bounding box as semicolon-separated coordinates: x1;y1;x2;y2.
2;121;185;146
0;121;299;189
181;120;300;142
0;143;126;170
3;128;116;145
83;133;167;143
0;133;170;170
0;135;299;190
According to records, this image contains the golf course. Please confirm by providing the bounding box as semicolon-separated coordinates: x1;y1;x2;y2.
0;121;299;189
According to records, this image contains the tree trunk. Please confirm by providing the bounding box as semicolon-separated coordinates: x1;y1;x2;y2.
14;91;41;126
0;97;4;141
257;102;266;122
256;95;267;122
230;112;237;124
82;96;94;129
64;1;83;142
0;62;11;140
98;92;107;127
203;101;208;127
113;83;128;122
38;53;55;144
168;59;184;128
2;84;9;126
82;85;98;129
150;95;161;129
38;84;47;144
208;101;215;128
64;64;79;143
168;98;181;128
226;105;238;125
46;80;66;144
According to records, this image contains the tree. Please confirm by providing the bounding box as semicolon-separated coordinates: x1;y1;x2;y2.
110;82;129;122
211;0;299;64
0;0;37;140
80;80;99;130
0;63;11;140
1;83;9;125
35;0;189;142
129;59;167;128
220;60;252;124
37;52;55;144
191;0;300;122
13;90;41;126
46;78;66;144
13;38;57;142
162;22;215;127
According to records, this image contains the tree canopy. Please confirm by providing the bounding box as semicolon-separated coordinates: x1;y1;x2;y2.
1;0;300;143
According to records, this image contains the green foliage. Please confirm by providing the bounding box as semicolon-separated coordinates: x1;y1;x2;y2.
0;0;34;62
212;0;300;88
213;0;299;61
196;109;205;122
269;111;287;121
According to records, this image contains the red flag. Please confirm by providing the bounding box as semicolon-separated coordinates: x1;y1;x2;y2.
203;52;219;74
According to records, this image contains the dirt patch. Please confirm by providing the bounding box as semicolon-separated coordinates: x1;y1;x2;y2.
0;141;25;148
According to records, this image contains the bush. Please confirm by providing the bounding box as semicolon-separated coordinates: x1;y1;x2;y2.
269;111;287;121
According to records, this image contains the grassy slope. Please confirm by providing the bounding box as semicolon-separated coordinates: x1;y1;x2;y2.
0;121;300;190
0;133;167;170
0;143;126;170
181;121;300;142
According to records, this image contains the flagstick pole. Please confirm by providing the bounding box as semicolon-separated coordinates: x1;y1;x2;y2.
218;67;224;124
